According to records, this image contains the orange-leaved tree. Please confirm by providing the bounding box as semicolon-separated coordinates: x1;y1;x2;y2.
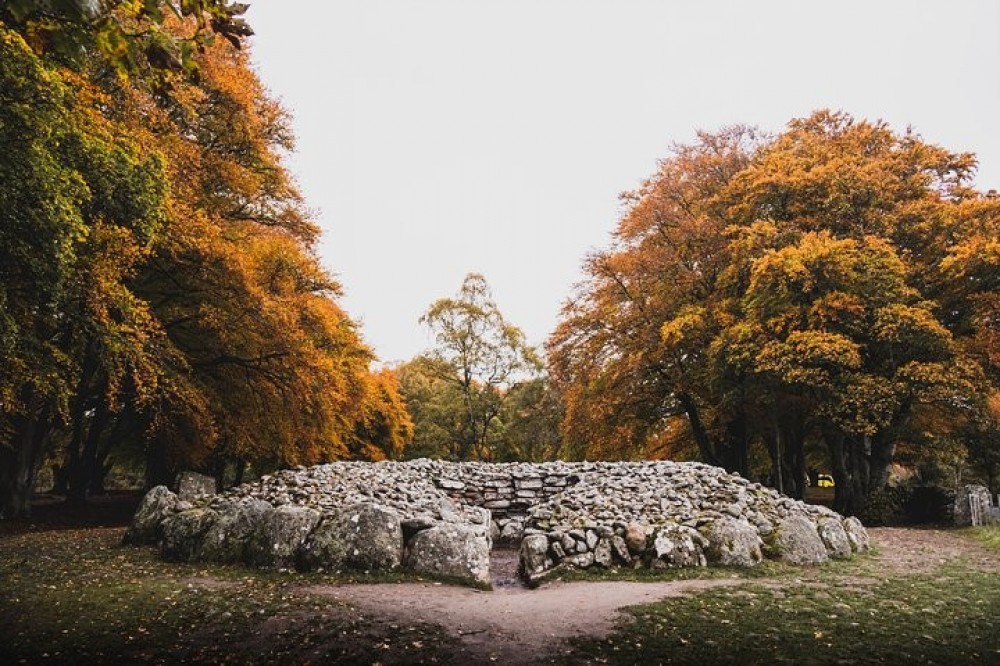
0;14;411;515
550;111;1000;515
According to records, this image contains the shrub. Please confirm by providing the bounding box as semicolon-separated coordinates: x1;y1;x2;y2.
860;486;913;526
905;486;955;525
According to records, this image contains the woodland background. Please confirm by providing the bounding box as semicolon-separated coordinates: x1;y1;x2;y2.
2;1;999;522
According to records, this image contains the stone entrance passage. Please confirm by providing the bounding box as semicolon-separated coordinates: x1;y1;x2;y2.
489;547;524;589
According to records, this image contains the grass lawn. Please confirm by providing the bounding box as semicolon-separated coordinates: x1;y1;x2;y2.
1;520;997;664
0;528;455;664
566;567;999;665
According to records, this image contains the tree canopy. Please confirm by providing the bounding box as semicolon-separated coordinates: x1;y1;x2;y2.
399;273;546;461
549;111;1000;514
0;12;409;517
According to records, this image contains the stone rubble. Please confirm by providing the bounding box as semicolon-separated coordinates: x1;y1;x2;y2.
124;459;871;586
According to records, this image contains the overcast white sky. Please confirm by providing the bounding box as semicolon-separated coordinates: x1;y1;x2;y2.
245;0;1000;365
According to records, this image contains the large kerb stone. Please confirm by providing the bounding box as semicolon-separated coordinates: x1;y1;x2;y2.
246;505;320;569
772;515;829;565
405;524;491;586
199;498;273;564
123;485;179;546
701;517;763;567
301;503;403;571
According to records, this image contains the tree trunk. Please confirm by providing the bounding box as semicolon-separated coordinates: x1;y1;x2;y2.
781;422;806;500
767;427;783;493
66;390;110;506
869;434;896;494
826;429;873;516
0;410;51;519
90;410;126;496
680;393;721;468
722;412;750;478
145;440;173;489
64;343;101;506
234;458;246;487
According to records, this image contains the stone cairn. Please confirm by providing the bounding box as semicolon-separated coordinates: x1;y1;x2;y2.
123;459;870;587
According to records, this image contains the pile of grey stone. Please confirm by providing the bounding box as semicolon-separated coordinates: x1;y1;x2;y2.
123;465;493;585
511;461;868;583
122;460;870;586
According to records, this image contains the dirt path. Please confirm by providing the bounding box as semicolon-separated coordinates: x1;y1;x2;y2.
867;526;1000;575
302;578;747;664
297;527;998;665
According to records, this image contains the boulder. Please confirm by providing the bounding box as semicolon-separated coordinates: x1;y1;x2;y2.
593;537;614;567
160;508;219;562
561;551;595;568
518;533;551;579
701;517;763;568
122;486;179;545
610;535;632;564
245;505;320;569
842;516;871;553
499;519;525;543
650;525;707;568
817;517;852;559
624;522;647;555
301;503;404;571
404;524;491;586
176;471;217;502
199;498;272;564
772;515;828;565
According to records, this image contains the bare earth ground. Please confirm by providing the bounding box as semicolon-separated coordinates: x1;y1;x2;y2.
297;528;999;665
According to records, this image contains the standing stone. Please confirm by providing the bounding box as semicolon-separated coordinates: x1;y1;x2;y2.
772;516;828;565
610;535;632;564
122;486;179;545
953;485;995;526
405;524;491;586
593;537;613;567
300;503;404;571
519;533;551;578
246;505;320;569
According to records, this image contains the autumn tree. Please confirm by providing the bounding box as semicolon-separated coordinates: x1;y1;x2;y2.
496;377;565;462
1;0;252;75
549;126;761;466
414;273;541;461
395;356;470;460
0;12;411;516
550;110;1000;515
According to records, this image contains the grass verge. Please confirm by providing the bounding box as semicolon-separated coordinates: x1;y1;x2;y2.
964;522;1000;552
566;559;1000;665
